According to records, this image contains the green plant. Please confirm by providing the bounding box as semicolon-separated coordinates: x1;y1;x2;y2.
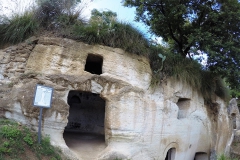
71;9;149;55
124;0;240;93
1;125;21;139
0;118;66;160
34;136;61;160
3;142;9;148
149;47;230;102
0;11;38;45
23;134;33;146
217;154;238;160
0;146;11;154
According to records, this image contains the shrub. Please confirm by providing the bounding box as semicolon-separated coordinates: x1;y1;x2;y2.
0;11;38;45
34;0;62;29
73;20;149;56
149;47;230;102
34;0;84;31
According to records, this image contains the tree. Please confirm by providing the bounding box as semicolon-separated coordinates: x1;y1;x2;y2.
36;0;81;12
90;9;117;24
124;0;240;94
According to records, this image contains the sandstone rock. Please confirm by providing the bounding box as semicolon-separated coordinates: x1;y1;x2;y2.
0;37;232;160
13;57;26;62
0;74;4;80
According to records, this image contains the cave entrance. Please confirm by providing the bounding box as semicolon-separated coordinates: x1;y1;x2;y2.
165;148;176;160
63;90;106;160
194;152;208;160
84;54;103;75
177;98;191;119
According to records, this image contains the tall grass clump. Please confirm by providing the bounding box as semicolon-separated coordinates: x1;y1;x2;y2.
73;10;149;56
34;0;85;31
0;11;38;45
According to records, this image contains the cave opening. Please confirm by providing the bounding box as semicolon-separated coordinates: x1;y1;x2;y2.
63;90;106;159
194;152;208;160
164;148;176;160
177;98;191;119
84;54;103;75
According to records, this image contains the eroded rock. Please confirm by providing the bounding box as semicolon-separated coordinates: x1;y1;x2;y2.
0;37;232;160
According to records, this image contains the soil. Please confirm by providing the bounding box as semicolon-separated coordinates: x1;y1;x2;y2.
63;131;107;160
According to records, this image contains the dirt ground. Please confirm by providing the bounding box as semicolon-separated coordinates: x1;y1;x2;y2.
63;132;106;160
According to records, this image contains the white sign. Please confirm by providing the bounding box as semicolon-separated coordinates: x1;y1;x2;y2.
33;84;53;108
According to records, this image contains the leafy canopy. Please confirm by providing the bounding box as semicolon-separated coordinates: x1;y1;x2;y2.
124;0;240;93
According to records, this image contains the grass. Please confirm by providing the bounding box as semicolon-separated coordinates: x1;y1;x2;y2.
72;14;149;56
217;154;238;160
0;118;66;160
149;47;230;103
0;11;38;46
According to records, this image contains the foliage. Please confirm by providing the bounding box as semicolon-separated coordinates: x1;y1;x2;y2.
36;0;81;13
217;154;238;160
0;118;65;160
73;10;149;55
0;11;38;46
35;0;61;28
0;0;85;45
124;0;240;96
1;125;21;139
149;45;230;101
35;0;84;29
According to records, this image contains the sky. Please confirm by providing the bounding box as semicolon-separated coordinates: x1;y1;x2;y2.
80;0;159;41
0;0;147;32
81;0;148;33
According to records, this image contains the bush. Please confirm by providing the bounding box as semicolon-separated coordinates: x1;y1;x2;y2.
73;20;149;56
34;0;84;31
0;11;38;45
149;47;230;102
34;0;62;29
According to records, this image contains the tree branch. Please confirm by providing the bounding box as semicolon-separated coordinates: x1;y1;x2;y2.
168;23;185;56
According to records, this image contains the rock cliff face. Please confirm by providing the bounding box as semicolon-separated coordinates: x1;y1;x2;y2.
0;37;232;160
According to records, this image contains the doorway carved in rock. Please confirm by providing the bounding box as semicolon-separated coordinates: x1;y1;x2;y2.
63;90;106;159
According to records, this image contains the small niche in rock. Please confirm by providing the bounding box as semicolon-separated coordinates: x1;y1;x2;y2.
165;148;176;160
84;54;103;75
63;90;106;160
194;152;208;160
177;98;191;119
231;113;237;129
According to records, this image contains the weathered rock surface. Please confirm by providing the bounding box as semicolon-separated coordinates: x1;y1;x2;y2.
0;37;232;160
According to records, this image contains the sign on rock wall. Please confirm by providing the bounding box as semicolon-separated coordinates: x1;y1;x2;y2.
33;84;54;143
